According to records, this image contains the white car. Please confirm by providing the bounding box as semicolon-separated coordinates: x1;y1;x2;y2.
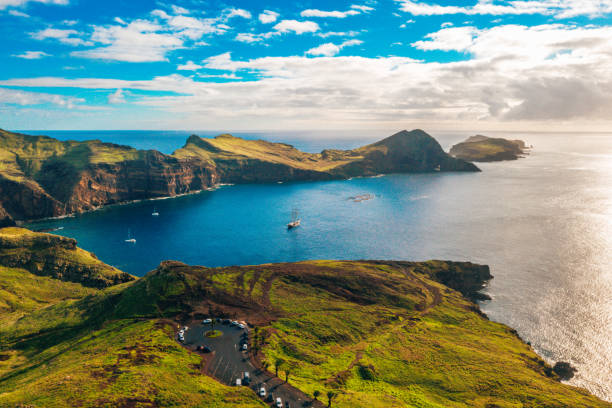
235;378;242;386
230;320;238;326
242;343;248;351
275;397;282;407
202;318;212;324
259;387;266;397
237;323;246;329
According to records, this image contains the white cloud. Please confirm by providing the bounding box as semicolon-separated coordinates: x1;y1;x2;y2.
351;5;374;12
225;8;251;19
70;8;228;63
171;5;189;15
0;0;67;10
13;50;50;59
31;27;91;46
395;0;612;19
107;88;125;104
441;21;453;28
317;30;361;38
8;9;28;16
8;24;612;129
306;39;363;56
72;20;183;62
235;33;263;43
177;60;202;70
0;87;82;108
114;17;126;25
258;10;279;24
300;9;360;18
273;20;319;34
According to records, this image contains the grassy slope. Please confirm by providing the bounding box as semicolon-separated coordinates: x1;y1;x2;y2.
0;265;263;407
0;227;133;288
173;133;360;171
0;129;140;181
0;246;608;407
449;136;524;162
78;259;608;408
0;265;96;327
262;263;601;407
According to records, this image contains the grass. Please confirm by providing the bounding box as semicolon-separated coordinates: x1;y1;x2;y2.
0;227;134;288
0;265;96;327
205;330;223;338
0;236;608;407
0;319;264;407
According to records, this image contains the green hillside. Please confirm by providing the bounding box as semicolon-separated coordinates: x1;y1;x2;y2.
0;230;608;407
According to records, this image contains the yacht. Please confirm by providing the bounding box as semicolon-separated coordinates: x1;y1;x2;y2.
152;207;159;216
287;209;301;229
125;229;136;243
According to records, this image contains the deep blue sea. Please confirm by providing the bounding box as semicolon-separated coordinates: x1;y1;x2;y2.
21;130;612;401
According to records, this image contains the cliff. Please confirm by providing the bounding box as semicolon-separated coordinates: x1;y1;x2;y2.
0;128;478;224
0;227;134;288
449;134;528;162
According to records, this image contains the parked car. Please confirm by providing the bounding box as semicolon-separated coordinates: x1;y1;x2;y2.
243;372;250;382
203;346;212;353
242;343;248;351
182;326;188;331
202;318;212;324
230;320;238;326
276;397;282;407
235;378;242;386
237;323;246;329
259;387;266;397
222;319;231;325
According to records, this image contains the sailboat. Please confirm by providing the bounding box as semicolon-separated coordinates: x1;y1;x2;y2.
152;207;159;216
287;209;301;229
125;229;136;243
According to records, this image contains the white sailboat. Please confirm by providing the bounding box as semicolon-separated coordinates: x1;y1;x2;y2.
287;209;301;229
125;229;136;243
152;207;159;216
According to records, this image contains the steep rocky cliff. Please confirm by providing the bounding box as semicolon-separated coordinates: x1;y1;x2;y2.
0;227;134;288
0;128;478;223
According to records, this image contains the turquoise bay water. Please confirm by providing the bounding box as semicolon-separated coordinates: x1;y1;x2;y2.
25;131;612;401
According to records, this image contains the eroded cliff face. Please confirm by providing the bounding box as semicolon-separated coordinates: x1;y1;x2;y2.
63;152;217;213
0;227;134;288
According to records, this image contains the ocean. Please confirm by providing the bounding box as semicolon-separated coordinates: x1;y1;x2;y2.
23;129;612;401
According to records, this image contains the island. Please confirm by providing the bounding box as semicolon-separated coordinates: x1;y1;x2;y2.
449;135;529;162
0;227;608;407
0;128;478;226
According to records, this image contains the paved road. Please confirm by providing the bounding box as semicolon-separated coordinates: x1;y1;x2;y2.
183;322;317;408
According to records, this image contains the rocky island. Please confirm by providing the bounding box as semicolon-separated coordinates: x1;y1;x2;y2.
0;129;478;226
449;135;529;162
0;227;608;407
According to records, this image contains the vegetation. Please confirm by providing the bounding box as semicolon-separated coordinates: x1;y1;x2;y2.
0;235;608;407
449;135;528;162
0;227;134;288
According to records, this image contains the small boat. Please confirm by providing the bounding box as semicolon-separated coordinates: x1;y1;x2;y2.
287;209;301;229
125;229;136;243
152;207;159;216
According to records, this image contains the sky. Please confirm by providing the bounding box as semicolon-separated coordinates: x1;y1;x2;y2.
1;0;612;132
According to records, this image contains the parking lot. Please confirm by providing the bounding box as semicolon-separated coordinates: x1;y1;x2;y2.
182;320;319;407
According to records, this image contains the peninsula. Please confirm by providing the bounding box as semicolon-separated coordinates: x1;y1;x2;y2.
0;227;608;407
0;129;478;226
449;135;529;162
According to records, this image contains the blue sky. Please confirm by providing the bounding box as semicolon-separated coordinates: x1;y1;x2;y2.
1;0;612;131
